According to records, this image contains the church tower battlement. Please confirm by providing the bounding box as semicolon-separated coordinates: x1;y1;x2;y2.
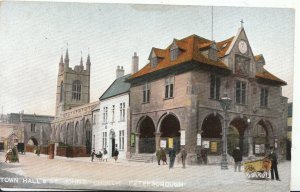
55;49;91;117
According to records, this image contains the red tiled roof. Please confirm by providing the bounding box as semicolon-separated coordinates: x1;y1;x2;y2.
255;69;287;85
217;36;235;58
254;54;263;62
130;34;229;79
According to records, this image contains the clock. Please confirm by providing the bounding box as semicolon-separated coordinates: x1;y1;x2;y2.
238;40;247;54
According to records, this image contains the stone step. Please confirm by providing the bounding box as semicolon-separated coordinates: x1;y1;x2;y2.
130;153;155;163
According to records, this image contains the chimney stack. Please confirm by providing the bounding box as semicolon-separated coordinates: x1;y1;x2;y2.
131;52;139;74
116;65;125;79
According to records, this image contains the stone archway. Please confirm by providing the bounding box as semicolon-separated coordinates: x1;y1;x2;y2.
253;119;273;156
200;113;222;154
85;120;92;155
138;116;156;153
28;137;38;146
74;122;79;145
229;117;248;156
159;114;181;152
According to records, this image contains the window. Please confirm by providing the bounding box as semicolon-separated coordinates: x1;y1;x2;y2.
170;42;179;61
235;81;246;104
72;80;81;100
60;81;63;102
143;83;150;103
165;76;174;98
120;102;126;121
150;57;158;68
103;107;108;123
31;123;36;132
119;130;125;150
210;75;221;99
102;132;107;148
112;105;115;122
260;88;269;107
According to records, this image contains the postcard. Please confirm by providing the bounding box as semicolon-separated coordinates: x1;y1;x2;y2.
0;0;298;191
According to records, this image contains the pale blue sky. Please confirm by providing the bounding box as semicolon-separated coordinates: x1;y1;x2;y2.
0;1;295;115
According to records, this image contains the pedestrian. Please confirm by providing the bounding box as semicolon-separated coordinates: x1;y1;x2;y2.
36;145;40;156
267;147;280;181
11;146;19;163
5;149;12;163
232;147;242;172
201;147;207;165
91;149;95;162
156;148;162;165
161;148;167;165
103;148;108;162
180;147;187;168
113;148;119;162
168;147;176;169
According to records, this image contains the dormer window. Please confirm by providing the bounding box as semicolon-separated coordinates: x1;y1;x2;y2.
150;57;158;68
170;42;179;61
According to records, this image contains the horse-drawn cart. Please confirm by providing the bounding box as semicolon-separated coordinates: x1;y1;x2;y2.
243;158;271;179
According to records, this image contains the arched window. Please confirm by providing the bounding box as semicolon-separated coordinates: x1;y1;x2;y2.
60;81;63;102
72;80;81;100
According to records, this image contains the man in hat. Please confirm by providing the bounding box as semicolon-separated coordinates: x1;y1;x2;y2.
232;146;242;172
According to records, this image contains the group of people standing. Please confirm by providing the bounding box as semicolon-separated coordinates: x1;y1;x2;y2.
156;147;187;169
91;148;119;162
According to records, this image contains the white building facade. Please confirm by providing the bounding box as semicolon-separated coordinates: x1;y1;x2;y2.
99;92;129;159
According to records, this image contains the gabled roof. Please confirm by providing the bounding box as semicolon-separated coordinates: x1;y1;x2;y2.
130;34;229;79
254;54;265;64
100;74;131;100
255;69;287;85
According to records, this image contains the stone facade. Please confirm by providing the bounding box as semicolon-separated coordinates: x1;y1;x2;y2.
128;27;288;163
0;113;53;151
51;50;98;157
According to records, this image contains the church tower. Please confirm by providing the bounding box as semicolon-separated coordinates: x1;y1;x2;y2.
55;49;91;117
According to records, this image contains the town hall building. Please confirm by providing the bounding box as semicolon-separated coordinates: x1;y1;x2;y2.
127;25;288;163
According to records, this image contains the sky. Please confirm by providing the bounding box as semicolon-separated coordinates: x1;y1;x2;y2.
0;1;295;117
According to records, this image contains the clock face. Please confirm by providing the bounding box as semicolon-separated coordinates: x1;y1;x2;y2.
238;40;247;54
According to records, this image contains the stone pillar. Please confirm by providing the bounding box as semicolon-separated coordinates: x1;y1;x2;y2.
135;133;140;153
248;135;254;157
155;132;161;151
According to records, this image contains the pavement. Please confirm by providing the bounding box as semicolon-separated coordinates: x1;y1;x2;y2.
0;152;291;192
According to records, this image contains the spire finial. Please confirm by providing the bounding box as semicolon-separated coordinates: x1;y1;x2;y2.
240;19;244;27
80;51;83;66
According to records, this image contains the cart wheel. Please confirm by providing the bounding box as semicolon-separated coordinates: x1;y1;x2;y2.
245;172;252;178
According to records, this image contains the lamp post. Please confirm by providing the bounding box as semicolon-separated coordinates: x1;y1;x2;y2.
219;92;232;170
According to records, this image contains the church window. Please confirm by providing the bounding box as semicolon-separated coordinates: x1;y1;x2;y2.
235;80;246;104
210;75;221;99
165;76;174;99
260;88;268;107
72;80;81;100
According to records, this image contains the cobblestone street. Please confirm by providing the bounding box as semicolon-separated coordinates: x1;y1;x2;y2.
0;152;291;192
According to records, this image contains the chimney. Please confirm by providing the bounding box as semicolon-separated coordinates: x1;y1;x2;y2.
116;66;125;79
131;52;139;74
208;41;218;61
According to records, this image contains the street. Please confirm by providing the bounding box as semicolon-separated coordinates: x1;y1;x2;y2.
0;152;291;192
